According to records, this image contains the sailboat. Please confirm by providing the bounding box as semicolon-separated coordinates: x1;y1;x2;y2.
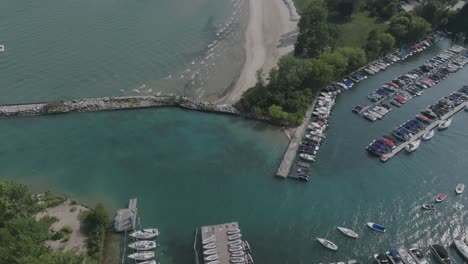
422;130;434;140
336;226;359;239
405;139;421;152
317;237;338;251
438;119;452;130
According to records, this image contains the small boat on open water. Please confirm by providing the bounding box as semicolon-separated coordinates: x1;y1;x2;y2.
367;222;386;232
317;237;338;251
435;193;447;203
456;183;465;194
438;119;452;130
422;204;436;210
337;226;359;239
422;130;434;140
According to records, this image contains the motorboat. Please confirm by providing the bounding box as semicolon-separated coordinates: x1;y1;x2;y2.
205;254;219;261
422;204;436;210
299;153;316;162
227;228;240;235
207;261;220;264
316;237;338;251
405;139;421;153
453;239;468;260
422;130;434;140
435;193;447;203
228;239;243;247
456;183;465;194
430;244;451;264
0;45;4;52
387;249;403;264
229;245;243;252
128;240;157;250
367;222;386;232
409;248;428;264
203;242;216;249
230;257;245;263
244;240;251;252
231;251;245;257
204;249;218;255
246;253;254;264
374;253;391;264
228;234;241;241
336;226;359;239
129;228;159;240
203;235;216;244
398;249;417;264
438;119;452;130
137;260;157;264
128;251;155;261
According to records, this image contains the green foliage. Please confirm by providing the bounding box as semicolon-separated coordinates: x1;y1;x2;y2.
334;12;388;48
0;180;82;264
61;225;73;234
388;13;431;44
447;4;468;33
41;191;66;208
336;47;368;72
415;0;450;29
81;203;108;262
364;29;396;60
51;230;65;241
366;0;399;20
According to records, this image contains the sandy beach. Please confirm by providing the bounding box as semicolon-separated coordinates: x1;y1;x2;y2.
219;0;299;103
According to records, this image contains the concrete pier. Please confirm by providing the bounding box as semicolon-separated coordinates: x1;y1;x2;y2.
382;100;468;161
200;222;242;264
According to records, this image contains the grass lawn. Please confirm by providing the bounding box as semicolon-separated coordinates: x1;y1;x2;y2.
333;12;388;48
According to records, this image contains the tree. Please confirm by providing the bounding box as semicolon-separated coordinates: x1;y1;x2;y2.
387;13;431;44
406;16;432;43
366;0;399;19
364;29;395;60
319;51;348;78
447;4;468;33
336;47;368;72
415;0;449;29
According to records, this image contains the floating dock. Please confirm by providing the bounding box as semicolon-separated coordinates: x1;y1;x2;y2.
114;198;138;232
199;222;241;264
382;100;468;161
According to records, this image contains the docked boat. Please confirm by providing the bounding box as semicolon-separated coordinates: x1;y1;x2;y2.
456;183;465;194
435;193;447;203
374;253;391;264
128;251;155;261
229;246;243;252
230;257;245;263
228;234;242;241
316;237;338;251
405;139;421;153
398;249;418;264
299;153;316;162
203;242;216;249
205;254;219;261
453;240;468;260
246;253;254;264
409;248;428;264
203;235;216;244
228;239;243;247
422;204;436;210
367;222;386;232
204;249;218;255
243;240;251;252
387;249;403;264
206;262;220;264
227;228;240;235
430;244;451;264
422;130;434;140
137;260;157;264
336;226;359;239
438;119;452;130
129;228;159;240
231;251;245;257
128;240;157;251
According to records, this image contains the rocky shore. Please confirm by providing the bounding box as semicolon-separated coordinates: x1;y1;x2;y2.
0;95;240;118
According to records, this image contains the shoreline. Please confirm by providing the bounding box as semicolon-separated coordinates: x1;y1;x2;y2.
218;0;299;103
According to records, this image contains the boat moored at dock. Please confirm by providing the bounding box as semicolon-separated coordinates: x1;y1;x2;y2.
430;244;451;264
405;139;421;152
438;119;452;130
398;249;418;264
128;240;157;251
409;248;429;264
422;130;435;140
128;251;155;261
129;228;159;240
453;240;468;260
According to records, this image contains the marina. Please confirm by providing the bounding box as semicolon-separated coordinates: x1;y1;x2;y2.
368;86;468;162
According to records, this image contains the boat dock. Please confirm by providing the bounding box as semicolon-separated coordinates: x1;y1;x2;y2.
114;198;138;232
199;222;241;264
276;98;317;178
382;100;468;161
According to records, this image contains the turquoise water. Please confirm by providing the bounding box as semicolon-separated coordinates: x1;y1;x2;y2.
1;0;467;262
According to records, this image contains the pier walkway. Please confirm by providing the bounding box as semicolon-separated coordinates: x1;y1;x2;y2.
383;100;468;161
200;222;240;264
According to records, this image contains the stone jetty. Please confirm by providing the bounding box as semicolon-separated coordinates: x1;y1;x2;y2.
0;95;240;118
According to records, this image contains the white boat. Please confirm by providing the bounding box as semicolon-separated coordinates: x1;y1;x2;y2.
230;257;245;263
299;153;316;162
367;222;386;232
205;254;219;261
409;248;428;264
128;240;157;250
243;240;251;252
316;237;338;251
137;260;157;264
246;253;254;264
398;249;418;264
421;204;436;210
456;183;465;194
453;240;468;260
204;249;217;255
336;226;359;239
231;251;245;257
405;139;421;152
422;130;434;140
228;239;243;247
228;234;241;241
128;251;155;261
203;236;216;244
129;228;159;239
465;105;468;112
438;118;452;130
0;45;4;52
203;242;216;249
229;245;243;252
227;228;240;235
207;261;220;264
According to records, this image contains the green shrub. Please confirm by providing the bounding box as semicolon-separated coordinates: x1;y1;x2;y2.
61;226;73;234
